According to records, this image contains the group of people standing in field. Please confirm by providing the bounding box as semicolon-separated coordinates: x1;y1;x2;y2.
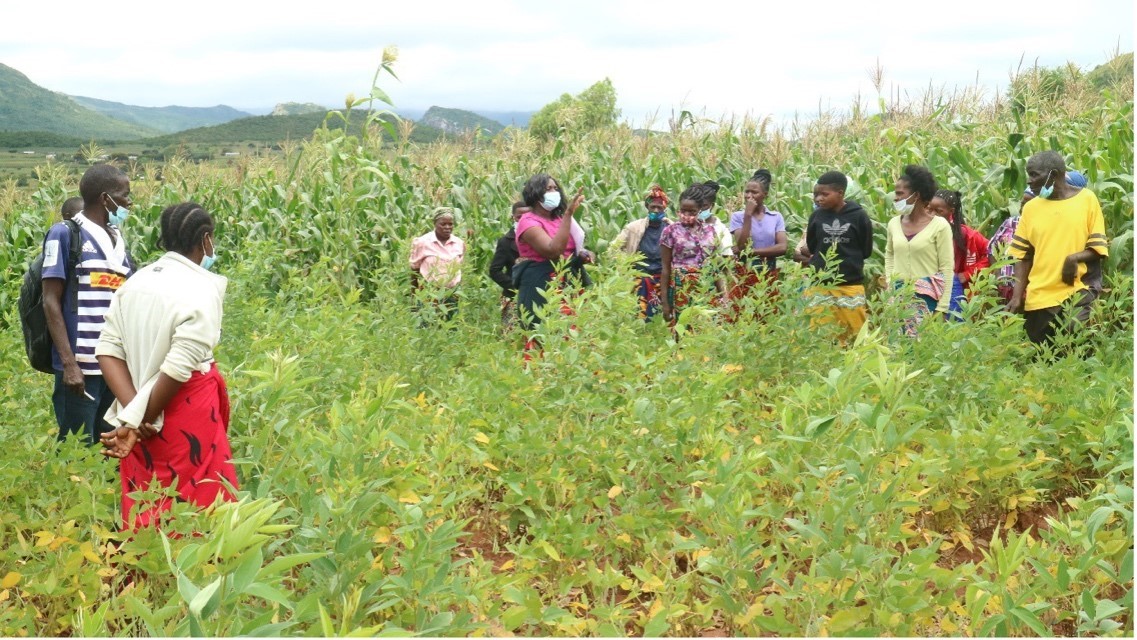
38;147;1108;531
413;150;1109;354
37;164;237;530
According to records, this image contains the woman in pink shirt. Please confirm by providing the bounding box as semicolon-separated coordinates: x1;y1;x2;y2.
514;173;587;330
409;207;465;322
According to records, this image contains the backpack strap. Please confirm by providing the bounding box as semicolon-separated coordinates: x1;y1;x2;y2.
63;219;81;311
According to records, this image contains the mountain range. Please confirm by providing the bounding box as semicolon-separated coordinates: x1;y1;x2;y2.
0;62;533;146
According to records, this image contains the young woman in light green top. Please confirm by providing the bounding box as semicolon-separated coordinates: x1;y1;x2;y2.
884;165;954;336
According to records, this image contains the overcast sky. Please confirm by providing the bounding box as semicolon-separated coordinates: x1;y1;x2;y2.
5;0;1132;126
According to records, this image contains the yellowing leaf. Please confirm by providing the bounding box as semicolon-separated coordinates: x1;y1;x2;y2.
0;573;20;589
80;541;102;564
940;616;959;633
474;432;490;445
483;461;500;471
752;435;762;446
499;559;515;571
0;589;8;603
722;364;744;374
735;599;765;626
373;527;392;544
615;533;632;545
641;574;665;592
398;491;421;504
1004;511;1018;529
608;485;623;499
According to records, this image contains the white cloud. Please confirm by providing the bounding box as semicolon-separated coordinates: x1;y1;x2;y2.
1;0;1130;125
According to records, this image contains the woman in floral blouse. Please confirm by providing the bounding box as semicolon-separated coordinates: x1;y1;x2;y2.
660;184;727;324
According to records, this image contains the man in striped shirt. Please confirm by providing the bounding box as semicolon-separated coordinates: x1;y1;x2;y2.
43;164;135;444
1008;151;1109;347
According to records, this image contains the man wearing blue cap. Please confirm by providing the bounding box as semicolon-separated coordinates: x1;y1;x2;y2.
1007;152;1108;347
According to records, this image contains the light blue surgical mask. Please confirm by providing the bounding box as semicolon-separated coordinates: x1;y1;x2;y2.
1037;170;1056;199
200;235;217;270
105;195;129;226
542;191;562;211
648;211;665;223
697;209;712;221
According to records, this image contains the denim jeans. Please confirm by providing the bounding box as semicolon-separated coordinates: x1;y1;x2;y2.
52;373;115;445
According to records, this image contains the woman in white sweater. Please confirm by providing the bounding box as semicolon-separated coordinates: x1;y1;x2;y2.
97;202;238;529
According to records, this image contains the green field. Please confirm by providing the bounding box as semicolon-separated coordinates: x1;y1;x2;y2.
0;62;1131;636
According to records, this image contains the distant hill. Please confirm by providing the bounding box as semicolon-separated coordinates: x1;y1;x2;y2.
272;102;328;116
0;63;159;140
475;110;534;128
68;96;251;134
0;130;85;148
140;109;445;146
420;106;505;135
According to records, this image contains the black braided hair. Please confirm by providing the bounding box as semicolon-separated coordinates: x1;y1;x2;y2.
158;202;215;254
690;180;721;209
679;183;704;206
935;189;966;253
750;169;772;190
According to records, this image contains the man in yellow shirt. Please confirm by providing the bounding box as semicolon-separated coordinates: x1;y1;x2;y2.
1008;151;1108;346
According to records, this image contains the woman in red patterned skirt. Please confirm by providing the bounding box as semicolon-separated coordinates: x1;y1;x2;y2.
97;202;238;530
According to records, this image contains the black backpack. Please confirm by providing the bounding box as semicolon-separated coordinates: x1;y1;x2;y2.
19;220;82;374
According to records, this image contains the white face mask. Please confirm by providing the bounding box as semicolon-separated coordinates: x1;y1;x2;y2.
893;195;915;215
542;191;562;211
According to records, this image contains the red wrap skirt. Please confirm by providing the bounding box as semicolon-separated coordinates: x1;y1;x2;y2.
120;364;239;530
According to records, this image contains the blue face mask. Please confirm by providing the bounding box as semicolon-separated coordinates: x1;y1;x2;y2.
200;236;217;270
542;191;562;211
105;195;129;226
1037;171;1056;200
648;211;665;223
697;209;712;221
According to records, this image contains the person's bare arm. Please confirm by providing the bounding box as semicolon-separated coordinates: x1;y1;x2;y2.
660;245;674;322
1008;259;1030;313
43;278;83;394
518;190;584;260
97;355;136;408
1062;249;1099;285
733;202;756;256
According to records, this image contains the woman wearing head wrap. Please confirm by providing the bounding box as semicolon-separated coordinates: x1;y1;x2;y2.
610;185;671;320
409;207;465;322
